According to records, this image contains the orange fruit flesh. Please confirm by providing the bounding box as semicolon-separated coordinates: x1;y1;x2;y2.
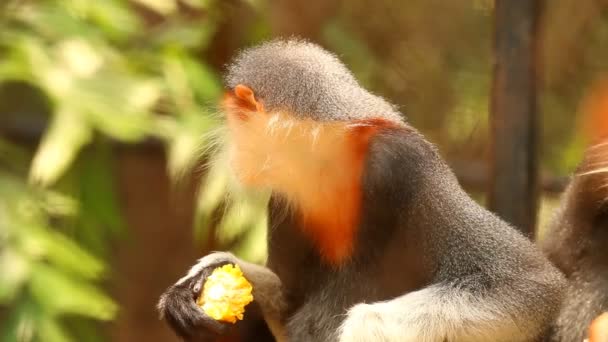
196;264;254;324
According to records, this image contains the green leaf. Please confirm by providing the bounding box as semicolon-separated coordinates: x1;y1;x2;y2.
76;149;125;238
37;318;73;342
216;200;260;245
151;21;215;49
132;0;178;15
0;138;30;174
168;131;204;179
163;53;195;112
43;230;106;280
40;191;79;217
195;152;231;239
216;188;269;242
0;298;37;342
86;0;142;40
29;265;117;321
63;74;156;141
166;113;217;179
13;3;97;40
179;56;222;103
0;49;33;83
29;109;92;186
231;209;268;263
55;38;104;78
0;249;31;303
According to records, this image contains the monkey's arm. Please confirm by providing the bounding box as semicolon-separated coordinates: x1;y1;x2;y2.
236;256;287;340
158;252;286;341
339;266;562;342
338;129;565;342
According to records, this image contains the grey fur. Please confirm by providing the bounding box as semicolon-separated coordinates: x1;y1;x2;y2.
541;141;608;342
160;39;567;342
225;39;403;123
260;127;566;342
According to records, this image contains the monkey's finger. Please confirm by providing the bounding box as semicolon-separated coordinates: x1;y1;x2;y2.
190;253;239;295
159;282;230;338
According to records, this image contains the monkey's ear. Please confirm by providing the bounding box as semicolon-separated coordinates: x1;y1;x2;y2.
234;84;262;111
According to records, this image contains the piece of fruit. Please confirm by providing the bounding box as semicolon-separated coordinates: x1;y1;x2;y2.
196;264;254;324
588;312;608;342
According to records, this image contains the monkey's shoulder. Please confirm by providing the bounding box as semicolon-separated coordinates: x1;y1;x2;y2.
361;126;453;203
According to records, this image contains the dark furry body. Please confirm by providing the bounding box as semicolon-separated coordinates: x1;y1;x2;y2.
178;126;563;342
542;176;608;341
267;127;563;341
158;39;566;342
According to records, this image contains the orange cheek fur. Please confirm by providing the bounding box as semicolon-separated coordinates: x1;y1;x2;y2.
222;95;396;265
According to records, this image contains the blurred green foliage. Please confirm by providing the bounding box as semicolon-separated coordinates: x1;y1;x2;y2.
0;0;267;340
0;158;116;341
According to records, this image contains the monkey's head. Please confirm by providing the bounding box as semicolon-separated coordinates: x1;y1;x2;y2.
219;39;406;263
220;39;404;188
224;39;403;123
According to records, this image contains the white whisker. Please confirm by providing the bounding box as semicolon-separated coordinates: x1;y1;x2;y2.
580;167;608;176
267;113;281;136
588;140;608;150
283;118;295;138
260;155;273;173
311;125;322;150
583;160;608;168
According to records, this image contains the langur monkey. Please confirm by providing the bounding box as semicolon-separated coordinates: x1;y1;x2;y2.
541;81;608;342
158;39;566;342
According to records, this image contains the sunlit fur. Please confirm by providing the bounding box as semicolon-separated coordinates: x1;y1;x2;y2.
222;93;396;265
338;285;540;342
578;140;608;207
225;39;403;124
578;78;608;207
541;93;608;341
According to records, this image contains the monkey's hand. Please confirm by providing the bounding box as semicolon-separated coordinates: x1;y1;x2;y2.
159;252;287;342
158;252;239;341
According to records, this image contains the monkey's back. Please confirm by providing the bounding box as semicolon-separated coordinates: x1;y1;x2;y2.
266;127;563;342
541;139;608;342
542;215;608;341
546;269;608;341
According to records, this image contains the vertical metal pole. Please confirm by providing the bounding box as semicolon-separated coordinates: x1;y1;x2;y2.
489;0;541;236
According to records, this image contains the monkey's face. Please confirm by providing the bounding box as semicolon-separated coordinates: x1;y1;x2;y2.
221;85;359;196
221;84;382;263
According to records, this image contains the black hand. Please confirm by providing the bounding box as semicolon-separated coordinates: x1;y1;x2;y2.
158;253;237;341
